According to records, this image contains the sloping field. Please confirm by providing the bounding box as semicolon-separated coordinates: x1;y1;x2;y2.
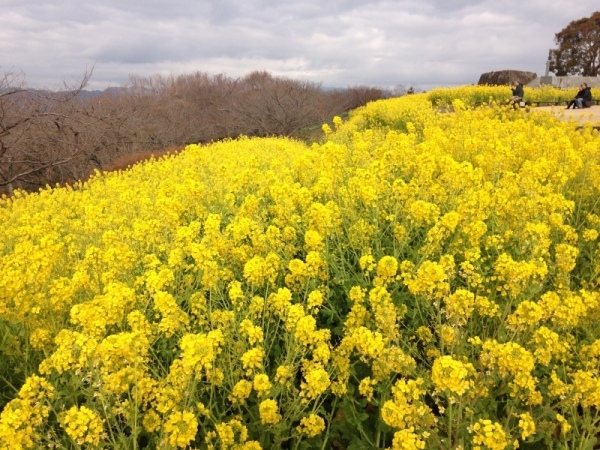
1;91;600;449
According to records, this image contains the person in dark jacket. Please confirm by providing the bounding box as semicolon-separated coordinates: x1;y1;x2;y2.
580;84;592;108
510;81;524;106
566;84;585;109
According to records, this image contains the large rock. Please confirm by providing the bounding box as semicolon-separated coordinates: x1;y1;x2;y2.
478;70;538;86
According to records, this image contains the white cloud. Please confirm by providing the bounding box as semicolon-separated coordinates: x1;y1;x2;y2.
1;0;598;90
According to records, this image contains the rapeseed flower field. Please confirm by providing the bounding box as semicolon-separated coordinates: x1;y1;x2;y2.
1;86;600;449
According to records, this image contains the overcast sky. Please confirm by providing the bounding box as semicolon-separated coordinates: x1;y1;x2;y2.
1;0;598;91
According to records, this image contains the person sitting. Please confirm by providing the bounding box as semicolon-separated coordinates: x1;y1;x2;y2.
566;84;585;109
509;81;524;106
581;84;593;108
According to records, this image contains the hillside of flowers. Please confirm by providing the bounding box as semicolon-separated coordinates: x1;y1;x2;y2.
1;88;600;449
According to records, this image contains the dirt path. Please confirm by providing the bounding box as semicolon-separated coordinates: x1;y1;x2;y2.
533;105;600;127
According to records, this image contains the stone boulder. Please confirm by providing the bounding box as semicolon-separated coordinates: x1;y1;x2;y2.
478;70;538;86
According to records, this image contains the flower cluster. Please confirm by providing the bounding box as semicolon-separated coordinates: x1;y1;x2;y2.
2;87;600;448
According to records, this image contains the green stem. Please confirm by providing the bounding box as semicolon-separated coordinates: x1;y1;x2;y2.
348;400;376;447
454;400;463;448
448;400;454;448
320;397;339;450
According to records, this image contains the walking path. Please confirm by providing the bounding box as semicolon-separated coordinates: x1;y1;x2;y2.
534;105;600;127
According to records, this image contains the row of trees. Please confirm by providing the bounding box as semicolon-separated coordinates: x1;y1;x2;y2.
0;69;391;195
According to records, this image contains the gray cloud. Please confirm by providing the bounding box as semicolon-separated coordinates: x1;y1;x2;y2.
1;0;597;90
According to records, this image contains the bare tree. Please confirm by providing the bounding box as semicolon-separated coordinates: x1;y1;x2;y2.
113;70;384;150
220;71;328;137
0;68;387;195
0;69;93;194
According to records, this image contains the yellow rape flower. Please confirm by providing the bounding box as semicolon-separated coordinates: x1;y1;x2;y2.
259;399;281;425
29;327;52;350
359;253;376;273
301;366;331;401
304;229;324;251
253;373;272;397
230;380;253;405
518;412;536;440
163;410;198;448
60;405;104;447
306;289;324;313
582;228;598;241
505;300;544;331
554;243;579;274
431;355;475;397
241;347;265;375
381;378;431;430
390;427;427;449
556;413;571;434
275;365;293;385
471;419;508;450
437;324;457;347
443;289;476;325
571;370;600;408
228;280;245;305
359;377;376;402
297;413;325;437
180;329;224;374
403;260;450;299
349;286;366;303
0;375;54;448
142;409;161;433
530;326;570;365
415;326;433;344
347;326;386;360
377;255;398;280
268;287;292;317
240;319;264;345
248;295;265;317
293;314;321;347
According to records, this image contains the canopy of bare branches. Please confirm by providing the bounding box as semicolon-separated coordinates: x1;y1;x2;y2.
0;69;386;195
